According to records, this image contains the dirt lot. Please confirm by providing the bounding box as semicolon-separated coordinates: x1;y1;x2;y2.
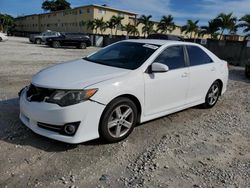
0;37;249;188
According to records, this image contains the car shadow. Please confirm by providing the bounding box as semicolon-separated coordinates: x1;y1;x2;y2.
229;66;250;83
40;45;82;50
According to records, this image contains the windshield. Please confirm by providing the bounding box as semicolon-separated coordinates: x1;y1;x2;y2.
84;42;160;70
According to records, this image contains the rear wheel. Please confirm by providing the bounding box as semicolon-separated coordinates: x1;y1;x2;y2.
78;42;86;49
99;97;138;143
35;38;42;44
203;81;221;108
52;41;60;48
0;37;2;42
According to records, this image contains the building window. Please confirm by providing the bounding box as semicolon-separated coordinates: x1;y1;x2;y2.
79;9;84;14
98;9;106;14
87;8;90;13
118;13;124;18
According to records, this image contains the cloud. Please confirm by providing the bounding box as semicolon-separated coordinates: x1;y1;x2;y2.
106;0;249;26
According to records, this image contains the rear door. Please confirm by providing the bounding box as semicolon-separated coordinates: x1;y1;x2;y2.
186;45;218;103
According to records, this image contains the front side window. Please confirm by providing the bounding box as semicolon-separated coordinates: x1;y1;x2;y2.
85;42;160;70
154;46;185;70
187;46;213;66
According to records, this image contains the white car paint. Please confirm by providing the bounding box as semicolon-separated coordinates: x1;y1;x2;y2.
19;39;228;143
0;32;8;42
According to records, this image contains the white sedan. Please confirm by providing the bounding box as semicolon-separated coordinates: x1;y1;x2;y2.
19;40;228;143
0;32;8;42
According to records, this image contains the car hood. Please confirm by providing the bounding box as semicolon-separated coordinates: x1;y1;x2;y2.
32;59;130;89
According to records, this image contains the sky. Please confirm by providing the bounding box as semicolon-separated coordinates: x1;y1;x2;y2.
0;0;249;27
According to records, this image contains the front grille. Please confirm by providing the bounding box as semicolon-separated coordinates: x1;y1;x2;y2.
26;84;55;102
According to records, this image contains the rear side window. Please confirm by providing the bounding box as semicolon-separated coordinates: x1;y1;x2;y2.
154;46;185;70
187;46;213;66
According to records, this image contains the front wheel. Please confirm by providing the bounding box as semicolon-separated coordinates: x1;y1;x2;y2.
203;81;221;108
99;97;138;143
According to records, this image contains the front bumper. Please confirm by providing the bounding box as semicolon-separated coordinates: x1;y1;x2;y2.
19;88;105;144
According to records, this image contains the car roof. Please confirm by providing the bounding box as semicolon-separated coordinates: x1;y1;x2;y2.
124;39;197;46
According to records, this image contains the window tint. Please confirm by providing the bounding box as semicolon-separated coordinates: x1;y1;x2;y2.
187;46;213;66
154;46;185;70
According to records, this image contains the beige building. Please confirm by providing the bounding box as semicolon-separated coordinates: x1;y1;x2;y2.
15;4;138;36
15;4;209;38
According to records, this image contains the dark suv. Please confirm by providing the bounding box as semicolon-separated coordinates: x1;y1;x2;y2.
46;33;91;49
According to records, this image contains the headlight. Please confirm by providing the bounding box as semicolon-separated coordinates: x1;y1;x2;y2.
46;88;98;107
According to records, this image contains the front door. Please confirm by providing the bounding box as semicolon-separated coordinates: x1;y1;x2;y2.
144;45;189;116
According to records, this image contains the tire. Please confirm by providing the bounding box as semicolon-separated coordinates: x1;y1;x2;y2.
78;42;86;49
99;97;138;143
203;81;221;108
0;37;2;42
35;38;42;44
246;66;250;78
52;41;60;48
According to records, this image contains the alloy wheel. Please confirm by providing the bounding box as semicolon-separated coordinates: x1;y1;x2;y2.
107;105;134;138
207;83;220;106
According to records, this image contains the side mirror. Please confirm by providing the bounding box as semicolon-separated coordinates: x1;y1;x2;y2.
150;62;169;73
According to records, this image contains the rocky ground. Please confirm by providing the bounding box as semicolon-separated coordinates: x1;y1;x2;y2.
0;37;249;188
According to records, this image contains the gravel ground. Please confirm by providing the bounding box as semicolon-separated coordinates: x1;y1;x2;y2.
0;37;249;188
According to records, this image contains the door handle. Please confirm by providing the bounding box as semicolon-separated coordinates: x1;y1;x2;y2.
181;72;189;77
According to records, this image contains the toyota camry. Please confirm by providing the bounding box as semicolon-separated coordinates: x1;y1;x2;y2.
19;39;228;143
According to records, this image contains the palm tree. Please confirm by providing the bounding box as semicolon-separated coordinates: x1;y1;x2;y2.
157;15;175;34
138;15;154;37
0;14;14;32
238;14;250;36
181;20;199;38
123;23;139;37
106;20;115;36
111;16;124;36
215;13;237;39
94;17;106;34
86;20;96;34
200;19;220;39
106;16;124;36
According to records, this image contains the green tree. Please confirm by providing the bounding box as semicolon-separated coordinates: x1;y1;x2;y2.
238;14;250;36
110;16;124;36
181;20;199;38
200;19;220;39
106;19;116;36
138;15;154;37
86;20;96;33
0;14;15;32
94;17;106;34
215;13;237;39
42;0;71;12
123;23;139;37
157;15;175;34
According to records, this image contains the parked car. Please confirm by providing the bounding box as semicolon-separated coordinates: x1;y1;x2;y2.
29;30;61;44
19;39;228;144
147;34;184;41
0;32;8;42
246;59;250;78
46;33;91;49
